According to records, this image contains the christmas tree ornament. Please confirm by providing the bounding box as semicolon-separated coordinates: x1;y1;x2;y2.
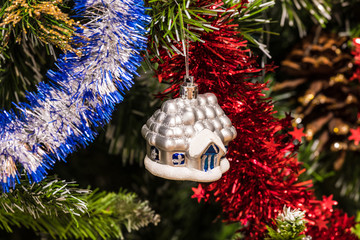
149;9;358;238
142;76;237;182
143;20;236;182
0;0;150;191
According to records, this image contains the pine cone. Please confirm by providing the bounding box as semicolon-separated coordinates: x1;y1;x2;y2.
275;30;360;170
281;31;353;77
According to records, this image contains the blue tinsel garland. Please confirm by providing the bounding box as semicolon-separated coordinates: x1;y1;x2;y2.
0;0;150;191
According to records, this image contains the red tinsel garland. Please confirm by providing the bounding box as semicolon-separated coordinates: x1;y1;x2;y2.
150;3;358;240
351;38;360;82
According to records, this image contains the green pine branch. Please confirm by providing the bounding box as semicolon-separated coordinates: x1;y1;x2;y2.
147;0;220;57
0;37;52;109
146;0;252;58
265;206;308;240
0;0;11;54
0;0;80;109
146;0;278;62
297;141;336;183
231;0;277;58
351;210;360;238
274;0;332;37
0;176;160;239
0;0;80;54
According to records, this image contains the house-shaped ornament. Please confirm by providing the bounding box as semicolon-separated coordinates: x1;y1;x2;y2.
141;78;237;182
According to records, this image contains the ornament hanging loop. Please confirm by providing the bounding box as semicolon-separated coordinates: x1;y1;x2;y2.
180;24;198;99
180;76;198;99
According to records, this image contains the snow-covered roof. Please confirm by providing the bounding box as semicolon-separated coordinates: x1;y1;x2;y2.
141;93;237;152
188;129;225;158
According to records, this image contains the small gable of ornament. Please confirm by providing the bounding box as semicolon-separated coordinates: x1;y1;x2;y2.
142;80;237;182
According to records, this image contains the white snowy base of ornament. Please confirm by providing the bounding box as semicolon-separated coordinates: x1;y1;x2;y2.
144;156;230;182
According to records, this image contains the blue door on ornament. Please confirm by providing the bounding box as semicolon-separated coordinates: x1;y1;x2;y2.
201;144;219;172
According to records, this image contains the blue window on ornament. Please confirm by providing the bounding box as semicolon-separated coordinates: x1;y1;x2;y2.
221;145;228;159
172;153;185;165
150;146;160;162
201;144;219;172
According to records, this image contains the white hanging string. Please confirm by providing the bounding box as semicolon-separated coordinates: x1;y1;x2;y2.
184;24;190;80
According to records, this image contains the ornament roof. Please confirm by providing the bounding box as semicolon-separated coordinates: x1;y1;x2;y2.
141;93;237;152
188;129;225;158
